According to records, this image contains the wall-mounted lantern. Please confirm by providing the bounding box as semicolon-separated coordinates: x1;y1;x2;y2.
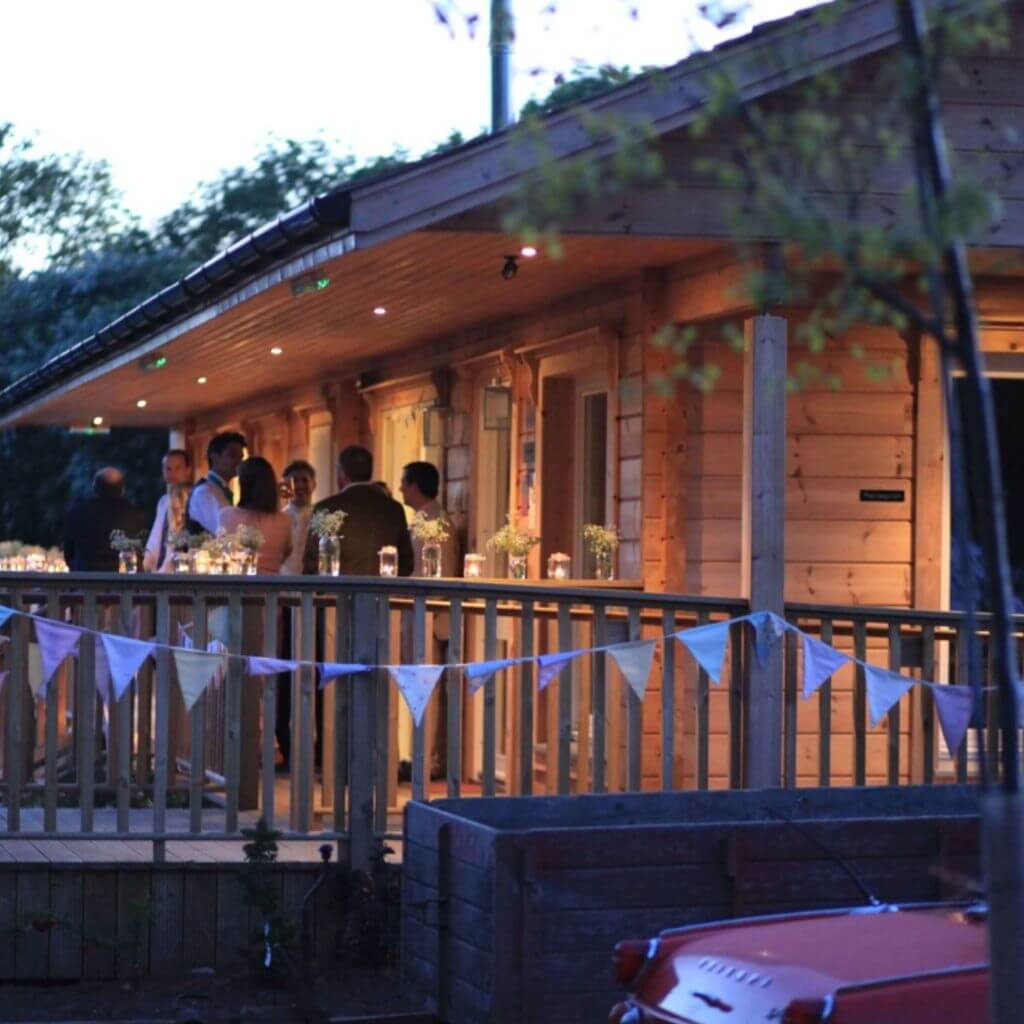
483;384;512;431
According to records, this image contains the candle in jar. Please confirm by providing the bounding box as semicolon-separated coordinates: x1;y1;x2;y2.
463;553;485;578
378;545;398;577
547;553;571;580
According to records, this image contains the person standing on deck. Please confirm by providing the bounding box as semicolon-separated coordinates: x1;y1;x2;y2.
63;468;147;572
279;460;316;576
143;448;192;571
400;460;456;577
185;431;245;534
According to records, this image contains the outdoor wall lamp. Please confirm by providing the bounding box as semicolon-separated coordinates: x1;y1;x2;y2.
483;383;512;430
423;405;449;447
501;254;518;280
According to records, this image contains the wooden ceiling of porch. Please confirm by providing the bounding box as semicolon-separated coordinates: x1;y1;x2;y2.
17;233;719;429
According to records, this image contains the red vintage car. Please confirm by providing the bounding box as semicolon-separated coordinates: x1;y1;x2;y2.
609;903;989;1023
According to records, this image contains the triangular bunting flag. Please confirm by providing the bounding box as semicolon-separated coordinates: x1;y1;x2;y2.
465;658;518;694
94;637;113;706
608;640;657;701
801;633;850;698
247;656;300;677
676;620;731;684
102;634;156;701
34;618;81;698
0;606;14;628
27;644;43;697
865;665;916;726
388;665;444;727
318;662;366;689
173;647;227;711
749;611;789;666
538;650;581;691
930;684;975;758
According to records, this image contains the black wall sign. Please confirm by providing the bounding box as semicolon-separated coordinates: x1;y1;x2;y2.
860;489;905;503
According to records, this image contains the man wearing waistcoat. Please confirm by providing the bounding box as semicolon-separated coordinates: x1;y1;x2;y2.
186;431;245;534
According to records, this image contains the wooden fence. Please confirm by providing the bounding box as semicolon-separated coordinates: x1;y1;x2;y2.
0;573;1013;864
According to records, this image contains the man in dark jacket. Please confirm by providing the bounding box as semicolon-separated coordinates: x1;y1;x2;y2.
302;446;413;576
64;468;148;572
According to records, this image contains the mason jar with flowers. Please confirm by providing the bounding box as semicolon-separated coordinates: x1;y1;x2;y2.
232;524;265;575
309;510;347;576
109;530;145;574
583;523;619;581
487;517;540;580
409;510;451;578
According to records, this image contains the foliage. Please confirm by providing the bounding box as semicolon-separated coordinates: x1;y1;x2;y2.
520;64;641;118
409;509;451;543
583;523;620;556
309;509;348;539
109;529;145;553
487;515;540;557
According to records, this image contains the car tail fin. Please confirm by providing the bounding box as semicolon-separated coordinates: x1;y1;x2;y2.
612;938;660;988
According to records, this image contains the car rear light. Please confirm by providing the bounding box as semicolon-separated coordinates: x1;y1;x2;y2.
782;997;832;1023
612;938;659;988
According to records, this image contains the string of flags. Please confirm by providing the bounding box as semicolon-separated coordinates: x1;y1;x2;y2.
0;603;1014;756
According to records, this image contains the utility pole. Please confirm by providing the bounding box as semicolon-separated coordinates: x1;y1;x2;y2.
490;0;513;131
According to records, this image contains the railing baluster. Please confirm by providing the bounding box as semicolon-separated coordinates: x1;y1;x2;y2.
518;601;534;796
43;587;60;833
350;592;378;871
224;593;243;833
626;606;642;793
853;618;867;786
4;591;25;832
921;624;935;785
818;618;833;787
79;590;97;833
985;635;999;784
333;593;349;835
696;610;710;792
294;590;315;833
783;628;798;789
116;592;133;833
954;624;969;784
261;592;278;830
446;597;463;798
135;602;153;789
729;620;743;790
661;608;675;791
484;597;499;797
153;591;170;861
886;622;902;785
189;595;207;834
411;594;427;802
373;595;391;836
592;605;607;794
556;601;572;795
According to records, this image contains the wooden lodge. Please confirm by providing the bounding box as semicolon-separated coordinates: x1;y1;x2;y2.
1;0;1023;865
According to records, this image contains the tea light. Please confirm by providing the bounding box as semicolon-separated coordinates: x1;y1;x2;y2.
378;545;398;577
463;553;485;578
192;549;211;575
547;552;571;580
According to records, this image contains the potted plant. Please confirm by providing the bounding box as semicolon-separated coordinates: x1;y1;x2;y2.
409;511;451;578
487;517;540;580
309;510;347;576
583;524;619;581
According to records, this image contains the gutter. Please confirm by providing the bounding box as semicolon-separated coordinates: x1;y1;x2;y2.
0;190;351;418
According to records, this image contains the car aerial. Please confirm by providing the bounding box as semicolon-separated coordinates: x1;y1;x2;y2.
609;902;988;1023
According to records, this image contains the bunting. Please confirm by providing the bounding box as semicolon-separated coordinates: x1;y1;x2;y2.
801;633;851;698
465;658;520;694
388;665;444;727
318;662;366;688
609;640;657;701
102;634;156;701
930;684;975;759
865;665;917;726
173;647;227;711
750;611;789;665
676;620;731;684
538;650;581;691
33;618;81;698
94;637;113;706
246;656;300;677
0;606;14;629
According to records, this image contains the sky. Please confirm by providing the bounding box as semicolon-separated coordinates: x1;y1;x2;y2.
2;0;806;228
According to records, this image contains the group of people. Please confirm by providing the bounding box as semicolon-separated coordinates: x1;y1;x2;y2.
64;431;451;579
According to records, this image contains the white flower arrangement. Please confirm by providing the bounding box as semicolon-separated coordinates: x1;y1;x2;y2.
109;530;145;553
309;509;347;540
583;524;620;557
487;516;540;558
409;510;451;544
232;524;265;552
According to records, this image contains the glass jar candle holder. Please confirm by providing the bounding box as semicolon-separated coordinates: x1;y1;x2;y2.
118;549;140;574
172;550;192;574
378;545;398;578
594;550;615;581
463;553;485;578
318;535;341;576
192;549;211;575
421;541;442;578
547;552;571;580
508;554;528;580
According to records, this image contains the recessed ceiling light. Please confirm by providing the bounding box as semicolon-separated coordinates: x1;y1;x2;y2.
136;399;148;409
197;376;208;384
373;306;387;316
270;346;283;356
520;245;538;258
92;416;104;426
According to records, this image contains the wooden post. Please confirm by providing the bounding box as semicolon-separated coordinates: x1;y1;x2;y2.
349;593;378;871
741;314;787;789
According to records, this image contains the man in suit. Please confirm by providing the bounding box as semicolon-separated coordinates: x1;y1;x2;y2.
64;468;148;572
302;446;413;576
185;431;245;534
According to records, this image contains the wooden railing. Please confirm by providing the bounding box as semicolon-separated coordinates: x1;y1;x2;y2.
0;574;747;865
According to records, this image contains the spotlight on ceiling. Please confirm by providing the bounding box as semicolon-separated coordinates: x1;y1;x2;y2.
520;245;538;258
501;255;519;280
136;399;148;409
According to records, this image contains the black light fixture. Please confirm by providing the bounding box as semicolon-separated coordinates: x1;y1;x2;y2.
501;254;519;280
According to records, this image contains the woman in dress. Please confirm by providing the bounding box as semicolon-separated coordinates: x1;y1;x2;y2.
218;457;292;573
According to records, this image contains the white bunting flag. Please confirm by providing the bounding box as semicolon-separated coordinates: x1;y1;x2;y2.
102;634;156;701
173;647;227;711
676;620;731;684
801;633;851;698
930;684;975;758
538;651;581;691
865;665;916;726
246;656;300;677
388;665;444;727
465;658;519;694
318;662;366;689
33;618;81;698
750;611;789;666
609;640;657;701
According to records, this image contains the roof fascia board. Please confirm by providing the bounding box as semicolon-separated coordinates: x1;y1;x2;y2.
0;231;356;429
348;0;902;245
